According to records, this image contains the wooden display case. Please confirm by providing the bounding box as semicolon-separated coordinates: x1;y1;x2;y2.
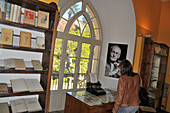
64;91;116;113
140;38;169;111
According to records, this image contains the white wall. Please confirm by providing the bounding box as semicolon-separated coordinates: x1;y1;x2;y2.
59;0;136;90
49;0;136;111
89;0;136;90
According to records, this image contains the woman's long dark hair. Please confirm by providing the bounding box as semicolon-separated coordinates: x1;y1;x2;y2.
119;59;137;77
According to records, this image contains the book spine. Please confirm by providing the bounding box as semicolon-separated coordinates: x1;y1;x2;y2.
5;3;11;20
12;4;17;22
16;5;21;23
9;4;14;21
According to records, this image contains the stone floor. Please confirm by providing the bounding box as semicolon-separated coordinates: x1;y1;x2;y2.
50;110;64;113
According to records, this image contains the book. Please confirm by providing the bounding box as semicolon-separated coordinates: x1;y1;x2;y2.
24;9;35;25
5;2;11;21
20;31;31;47
0;83;8;94
0;1;5;19
31;60;43;70
4;58;15;69
0;102;10;113
13;58;26;70
16;5;21;23
9;3;14;21
36;36;45;49
12;4;18;22
10;98;42;113
37;10;49;28
11;78;44;93
0;1;5;12
0;28;13;45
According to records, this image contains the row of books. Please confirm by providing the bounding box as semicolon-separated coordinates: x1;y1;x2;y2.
0;28;45;49
0;1;50;29
0;58;43;70
0;78;44;94
0;98;42;113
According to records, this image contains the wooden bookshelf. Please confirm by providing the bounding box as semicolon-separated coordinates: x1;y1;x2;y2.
0;0;59;113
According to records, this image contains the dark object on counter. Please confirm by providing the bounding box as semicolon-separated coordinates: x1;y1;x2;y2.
86;81;106;96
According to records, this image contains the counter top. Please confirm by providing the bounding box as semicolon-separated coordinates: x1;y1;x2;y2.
67;89;116;106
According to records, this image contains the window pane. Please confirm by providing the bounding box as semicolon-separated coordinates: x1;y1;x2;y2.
67;40;78;58
92;17;99;29
71;2;82;13
53;56;61;72
53;38;63;72
64;40;78;73
94;29;100;40
93;45;100;59
86;4;94;18
62;8;74;20
82;24;91;38
64;58;76;73
77;15;87;34
77;74;87;89
91;59;99;73
81;43;91;58
57;18;67;32
79;59;89;73
62;74;74;90
69;19;80;36
51;73;59;90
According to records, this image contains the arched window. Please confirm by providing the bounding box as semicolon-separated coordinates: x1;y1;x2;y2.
51;0;102;91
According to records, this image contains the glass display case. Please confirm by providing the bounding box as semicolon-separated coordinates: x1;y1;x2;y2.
148;43;169;110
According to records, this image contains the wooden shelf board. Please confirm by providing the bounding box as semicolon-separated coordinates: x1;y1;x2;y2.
0;44;50;53
0;68;48;74
0;19;53;32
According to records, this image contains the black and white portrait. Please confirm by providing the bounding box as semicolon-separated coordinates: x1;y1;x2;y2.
105;43;128;78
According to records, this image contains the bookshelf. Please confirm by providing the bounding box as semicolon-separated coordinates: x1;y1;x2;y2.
0;0;59;113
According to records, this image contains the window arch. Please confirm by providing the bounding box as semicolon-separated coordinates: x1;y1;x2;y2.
52;0;102;91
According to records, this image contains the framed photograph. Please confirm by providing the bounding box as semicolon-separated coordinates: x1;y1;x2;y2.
20;31;31;47
0;28;13;45
37;10;49;28
24;9;35;25
36;36;45;49
105;43;128;78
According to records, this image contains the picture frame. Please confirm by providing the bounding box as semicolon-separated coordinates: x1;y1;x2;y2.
37;10;49;28
105;43;128;78
24;9;35;25
36;36;45;49
0;28;13;45
20;31;31;47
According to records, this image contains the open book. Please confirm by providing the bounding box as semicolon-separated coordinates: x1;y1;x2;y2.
4;58;26;70
10;78;44;93
10;98;42;113
0;102;10;113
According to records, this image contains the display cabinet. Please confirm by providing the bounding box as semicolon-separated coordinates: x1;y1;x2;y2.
148;43;169;110
0;0;59;113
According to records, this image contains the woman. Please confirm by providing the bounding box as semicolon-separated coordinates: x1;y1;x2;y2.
112;59;142;113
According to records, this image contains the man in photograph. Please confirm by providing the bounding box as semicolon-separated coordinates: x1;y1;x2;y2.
105;45;122;78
